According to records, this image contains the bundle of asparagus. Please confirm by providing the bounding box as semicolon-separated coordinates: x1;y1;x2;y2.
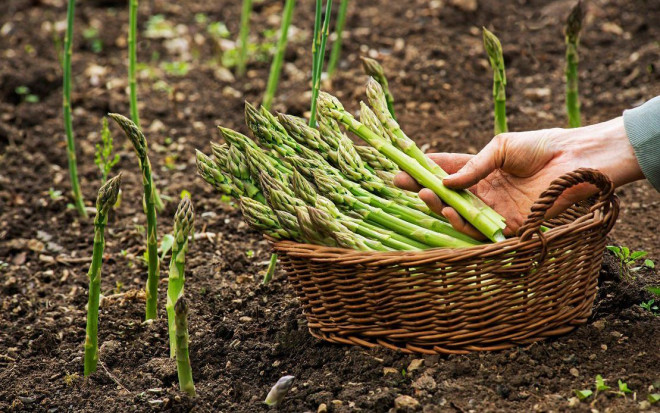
197;78;507;253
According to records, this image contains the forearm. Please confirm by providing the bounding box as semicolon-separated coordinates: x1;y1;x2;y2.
559;117;645;188
623;96;660;191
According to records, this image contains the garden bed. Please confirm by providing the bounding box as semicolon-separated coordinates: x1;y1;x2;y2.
0;0;659;411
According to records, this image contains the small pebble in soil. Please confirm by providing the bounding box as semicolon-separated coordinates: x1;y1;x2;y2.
317;403;327;413
569;368;579;377
394;395;420;410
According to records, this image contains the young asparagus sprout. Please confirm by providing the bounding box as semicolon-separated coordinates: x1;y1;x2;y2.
482;27;508;135
264;375;295;406
565;1;584;128
317;92;505;242
263;253;278;285
327;0;349;77
262;0;296;109
84;173;122;376
361;57;396;119
309;0;333;126
109;113;160;320
237;0;253;77
62;0;87;217
174;296;196;397
166;196;195;358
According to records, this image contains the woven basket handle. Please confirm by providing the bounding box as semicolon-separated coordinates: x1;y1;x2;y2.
516;168;615;241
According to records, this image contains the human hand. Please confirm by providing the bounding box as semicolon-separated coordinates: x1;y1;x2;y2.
394;117;643;239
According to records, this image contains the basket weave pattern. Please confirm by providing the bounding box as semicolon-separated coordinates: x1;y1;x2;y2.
272;169;619;354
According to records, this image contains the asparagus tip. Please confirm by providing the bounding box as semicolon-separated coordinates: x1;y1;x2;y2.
565;0;584;42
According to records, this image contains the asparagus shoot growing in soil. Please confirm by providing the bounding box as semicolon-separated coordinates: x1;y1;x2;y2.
309;0;333;126
62;0;87;217
361;57;395;119
565;1;584;128
128;0;140;128
327;0;349;77
264;375;295;406
167;196;195;358
174;296;196;397
482;27;508;135
84;174;122;376
263;0;296;109
237;0;253;77
109;113;160;320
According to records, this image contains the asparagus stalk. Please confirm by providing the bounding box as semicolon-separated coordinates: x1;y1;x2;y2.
565;1;583;128
62;0;87;218
307;206;389;251
361;57;396;119
109;113;160;319
174;296;196;397
166;196;195;358
291;170;426;250
263;252;278;285
482;28;508;135
364;79;507;231
327;0;349;77
309;0;333;126
317;92;506;242
312;172;479;248
262;0;296;109
237;0;252;77
83;174;121;376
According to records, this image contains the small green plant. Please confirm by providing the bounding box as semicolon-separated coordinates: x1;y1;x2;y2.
15;86;39;103
48;188;64;201
82;26;102;53
245;249;255;258
595;374;610;392
649;393;660;404
606;245;652;278
640;299;659;315
95;118;120;183
161;61;190;76
574;389;593;400
207;21;230;39
617;380;632;396
648;286;660;296
84;174;122;376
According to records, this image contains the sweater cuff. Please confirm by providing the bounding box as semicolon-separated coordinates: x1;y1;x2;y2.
623;96;660;191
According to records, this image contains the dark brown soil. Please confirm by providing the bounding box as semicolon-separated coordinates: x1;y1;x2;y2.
1;0;659;412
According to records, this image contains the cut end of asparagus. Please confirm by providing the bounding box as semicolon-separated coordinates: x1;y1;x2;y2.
565;0;584;43
96;173;122;216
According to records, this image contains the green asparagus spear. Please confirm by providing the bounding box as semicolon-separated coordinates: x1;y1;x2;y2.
109;113;160;319
262;0;296;109
84;173;122;376
166;196;195;358
482;28;508;135
174;296;196;397
565;1;583;128
361;57;396;119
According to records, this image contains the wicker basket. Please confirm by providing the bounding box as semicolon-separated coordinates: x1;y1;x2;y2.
271;168;619;354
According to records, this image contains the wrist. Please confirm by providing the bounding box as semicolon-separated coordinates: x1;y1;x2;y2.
563;117;644;187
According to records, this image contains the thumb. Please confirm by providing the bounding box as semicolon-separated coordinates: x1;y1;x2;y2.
443;136;505;189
